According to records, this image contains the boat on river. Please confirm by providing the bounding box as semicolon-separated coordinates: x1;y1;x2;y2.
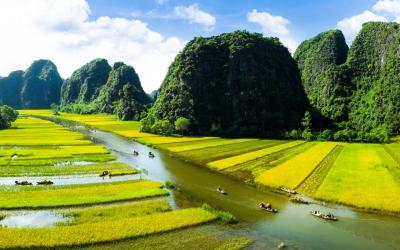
15;180;32;185
217;186;227;195
310;211;338;221
290;197;310;204
259;202;278;213
148;152;155;158
280;187;297;194
37;180;54;185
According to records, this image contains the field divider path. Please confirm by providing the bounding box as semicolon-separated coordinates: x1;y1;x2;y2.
254;142;338;189
207;140;305;171
296;145;343;195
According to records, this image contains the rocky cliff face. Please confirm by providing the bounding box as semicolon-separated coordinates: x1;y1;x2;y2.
60;58;111;104
146;30;309;136
0;60;63;109
294;30;350;122
94;62;151;120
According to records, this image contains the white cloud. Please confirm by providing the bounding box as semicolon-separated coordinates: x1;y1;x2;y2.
373;0;400;15
174;4;216;30
0;0;185;92
247;9;297;53
155;0;166;5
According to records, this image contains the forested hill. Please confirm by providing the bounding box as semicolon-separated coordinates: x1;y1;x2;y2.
60;60;152;120
61;58;111;104
0;60;63;109
142;30;309;136
295;22;400;140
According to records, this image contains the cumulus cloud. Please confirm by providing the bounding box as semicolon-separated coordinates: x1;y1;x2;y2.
0;0;185;92
373;0;400;15
337;11;387;42
174;4;216;30
247;9;297;53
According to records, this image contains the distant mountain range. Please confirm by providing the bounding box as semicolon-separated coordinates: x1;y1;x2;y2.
0;21;398;139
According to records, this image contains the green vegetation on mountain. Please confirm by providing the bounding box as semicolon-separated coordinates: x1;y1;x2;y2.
94;62;152;120
21;60;63;108
294;30;350;123
295;22;400;142
0;70;24;107
61;58;111;104
60;61;151;120
0;60;63;109
346;22;400;137
142;30;308;136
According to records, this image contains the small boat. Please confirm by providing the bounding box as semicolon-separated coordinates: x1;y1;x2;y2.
133;150;139;156
15;180;32;185
217;186;227;195
310;211;338;221
280;187;297;195
259;202;278;213
99;170;112;178
37;180;54;185
289;197;310;204
148;152;155;158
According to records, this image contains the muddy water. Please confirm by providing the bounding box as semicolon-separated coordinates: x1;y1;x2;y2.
12;118;400;249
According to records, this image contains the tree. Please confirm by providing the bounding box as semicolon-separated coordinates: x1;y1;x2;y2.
50;103;60;115
175;117;191;135
301;111;312;130
0;105;18;129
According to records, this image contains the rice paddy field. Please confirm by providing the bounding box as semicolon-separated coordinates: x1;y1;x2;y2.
18;110;400;214
0;114;251;249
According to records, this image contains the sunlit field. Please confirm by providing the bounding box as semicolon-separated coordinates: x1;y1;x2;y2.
20;110;400;212
0;180;168;209
0;117;137;176
0;114;250;249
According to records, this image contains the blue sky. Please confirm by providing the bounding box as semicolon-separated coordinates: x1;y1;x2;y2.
87;0;378;43
0;0;399;92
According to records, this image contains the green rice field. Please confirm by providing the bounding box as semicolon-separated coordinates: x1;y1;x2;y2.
19;110;400;213
0;114;250;249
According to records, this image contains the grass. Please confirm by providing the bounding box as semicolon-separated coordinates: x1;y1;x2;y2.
255;142;338;189
74;225;252;250
176;139;287;164
201;203;237;224
314;143;400;212
165;138;256;152
0;162;137;177
0;180;168;209
60;200;172;225
0;208;217;249
207;140;305;170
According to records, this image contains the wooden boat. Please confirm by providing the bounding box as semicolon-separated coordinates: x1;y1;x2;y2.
280;187;297;195
259;202;278;213
99;170;111;177
37;180;54;185
148;152;155;158
217;187;227;195
133;150;139;156
289;197;310;204
310;211;338;221
15;180;32;185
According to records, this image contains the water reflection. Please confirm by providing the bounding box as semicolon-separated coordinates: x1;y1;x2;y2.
0;211;68;228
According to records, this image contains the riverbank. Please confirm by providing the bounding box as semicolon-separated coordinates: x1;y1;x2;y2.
19;110;400;215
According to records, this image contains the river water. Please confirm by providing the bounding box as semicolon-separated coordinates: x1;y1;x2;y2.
4;118;400;249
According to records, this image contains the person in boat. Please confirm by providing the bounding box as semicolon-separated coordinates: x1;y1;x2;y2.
217;186;223;192
259;202;272;209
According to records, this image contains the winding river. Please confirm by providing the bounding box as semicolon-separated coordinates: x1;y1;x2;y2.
4;118;400;249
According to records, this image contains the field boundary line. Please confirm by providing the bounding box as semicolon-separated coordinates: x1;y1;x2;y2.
295;144;343;191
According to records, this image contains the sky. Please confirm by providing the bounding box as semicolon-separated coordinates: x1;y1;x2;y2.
0;0;399;92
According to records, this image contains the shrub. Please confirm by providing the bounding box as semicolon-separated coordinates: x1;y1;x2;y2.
164;180;175;189
201;203;237;224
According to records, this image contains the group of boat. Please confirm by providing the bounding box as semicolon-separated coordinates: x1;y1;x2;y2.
15;180;54;185
310;211;338;221
132;149;155;158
